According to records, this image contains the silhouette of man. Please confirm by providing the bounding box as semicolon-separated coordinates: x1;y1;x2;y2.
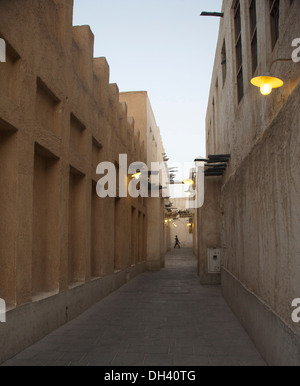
174;235;180;249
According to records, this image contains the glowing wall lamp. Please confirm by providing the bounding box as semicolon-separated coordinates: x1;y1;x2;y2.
250;58;292;96
251;74;283;96
183;179;194;186
131;172;142;180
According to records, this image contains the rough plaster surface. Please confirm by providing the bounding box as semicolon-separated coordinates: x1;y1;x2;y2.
0;0;167;362
197;178;222;285
222;84;300;339
222;268;300;366
120;92;169;270
202;0;300;364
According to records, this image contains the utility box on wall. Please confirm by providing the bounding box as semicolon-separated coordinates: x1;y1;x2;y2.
207;248;221;273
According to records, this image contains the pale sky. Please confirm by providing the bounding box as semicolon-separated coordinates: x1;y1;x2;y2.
73;0;222;170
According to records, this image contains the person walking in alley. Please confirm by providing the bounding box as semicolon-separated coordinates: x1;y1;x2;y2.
174;235;181;249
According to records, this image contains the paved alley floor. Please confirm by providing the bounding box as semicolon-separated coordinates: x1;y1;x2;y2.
2;249;266;366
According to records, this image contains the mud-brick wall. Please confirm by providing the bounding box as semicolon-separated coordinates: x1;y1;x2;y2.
221;83;300;365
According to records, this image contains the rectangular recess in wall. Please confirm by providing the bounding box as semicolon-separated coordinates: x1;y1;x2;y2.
270;0;280;50
115;161;120;199
0;36;21;102
114;198;122;271
234;0;244;103
221;39;227;86
68;166;86;286
143;214;147;262
131;207;136;266
92;137;102;172
32;143;60;298
138;211;143;263
249;0;258;74
91;181;102;278
70;113;86;156
36;77;61;134
0;119;18;306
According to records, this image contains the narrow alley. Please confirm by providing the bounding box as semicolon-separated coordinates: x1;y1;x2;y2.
2;249;265;367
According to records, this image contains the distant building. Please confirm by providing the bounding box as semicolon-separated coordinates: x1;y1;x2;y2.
166;198;193;249
196;0;300;365
120;92;169;270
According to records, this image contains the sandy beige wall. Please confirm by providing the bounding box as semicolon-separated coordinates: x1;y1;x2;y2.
202;0;300;363
0;0;152;363
120;92;169;271
222;82;300;337
197;178;222;284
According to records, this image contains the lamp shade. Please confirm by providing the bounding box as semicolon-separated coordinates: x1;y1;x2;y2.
131;172;141;179
183;179;194;186
251;75;284;95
